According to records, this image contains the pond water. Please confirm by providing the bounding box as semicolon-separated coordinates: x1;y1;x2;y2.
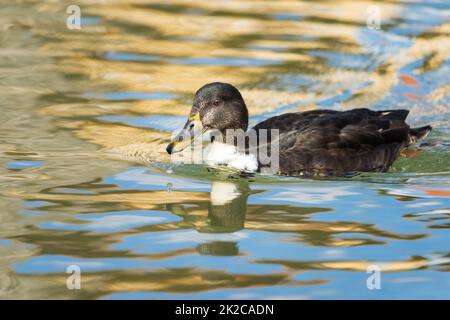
0;0;449;299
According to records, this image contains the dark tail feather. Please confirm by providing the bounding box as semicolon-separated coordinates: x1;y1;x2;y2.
381;126;410;143
409;125;432;143
379;109;410;121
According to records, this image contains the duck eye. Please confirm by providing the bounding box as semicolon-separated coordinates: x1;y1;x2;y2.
213;99;221;106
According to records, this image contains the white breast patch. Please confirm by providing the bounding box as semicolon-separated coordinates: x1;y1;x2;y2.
203;142;258;172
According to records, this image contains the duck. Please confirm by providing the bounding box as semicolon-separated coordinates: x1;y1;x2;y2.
166;82;432;176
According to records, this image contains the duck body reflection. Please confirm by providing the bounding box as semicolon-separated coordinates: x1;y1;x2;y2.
208;181;250;233
191;178;250;256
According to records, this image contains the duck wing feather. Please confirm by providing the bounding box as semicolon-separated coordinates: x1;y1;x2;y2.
252;108;423;175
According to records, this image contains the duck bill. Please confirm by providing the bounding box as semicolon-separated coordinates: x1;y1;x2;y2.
166;113;207;154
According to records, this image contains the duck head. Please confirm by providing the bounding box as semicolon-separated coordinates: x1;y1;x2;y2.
166;82;248;154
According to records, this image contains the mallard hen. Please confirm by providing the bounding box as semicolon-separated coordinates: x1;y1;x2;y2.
166;82;432;176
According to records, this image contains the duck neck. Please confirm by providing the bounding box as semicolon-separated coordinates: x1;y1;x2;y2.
210;129;251;153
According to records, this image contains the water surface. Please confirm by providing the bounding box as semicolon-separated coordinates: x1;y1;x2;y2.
0;0;449;299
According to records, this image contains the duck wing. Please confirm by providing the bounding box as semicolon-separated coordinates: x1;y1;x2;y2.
252;108;430;175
